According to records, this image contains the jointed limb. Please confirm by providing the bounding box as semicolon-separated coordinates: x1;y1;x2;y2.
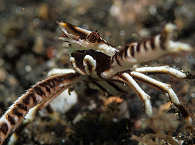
7;85;68;145
113;72;152;116
25;68;79;122
0;72;80;145
7;68;79;145
70;54;97;76
134;66;189;79
70;57;86;75
24;85;68;122
102;24;192;78
130;71;192;123
83;55;97;75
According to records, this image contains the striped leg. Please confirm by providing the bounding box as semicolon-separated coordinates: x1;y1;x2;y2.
14;68;77;126
0;72;80;145
101;23;192;78
8;85;69;145
113;72;152;117
24;85;68;122
130;71;192;124
7;68;78;145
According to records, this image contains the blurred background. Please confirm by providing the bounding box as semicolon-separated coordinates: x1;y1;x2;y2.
0;0;194;145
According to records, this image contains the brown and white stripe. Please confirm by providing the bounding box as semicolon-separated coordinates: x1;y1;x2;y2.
112;34;169;67
101;24;192;78
0;73;80;144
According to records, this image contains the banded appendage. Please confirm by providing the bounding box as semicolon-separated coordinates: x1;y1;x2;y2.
58;22;118;57
0;72;80;145
102;23;192;77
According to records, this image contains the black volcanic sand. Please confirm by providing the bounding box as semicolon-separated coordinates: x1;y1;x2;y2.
0;0;194;145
